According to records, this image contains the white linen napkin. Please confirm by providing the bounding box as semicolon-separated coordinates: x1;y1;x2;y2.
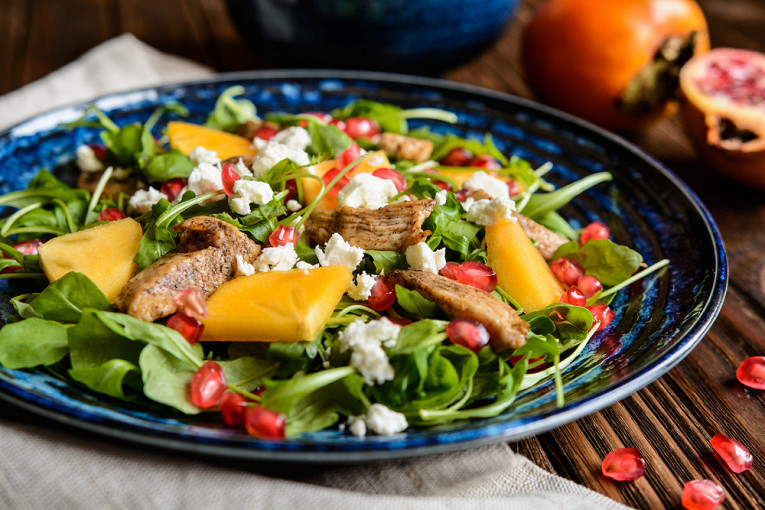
0;34;632;510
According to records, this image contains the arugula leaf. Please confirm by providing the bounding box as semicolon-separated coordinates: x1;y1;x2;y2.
205;86;258;132
552;239;643;286
0;318;70;369
305;120;353;158
520;172;612;219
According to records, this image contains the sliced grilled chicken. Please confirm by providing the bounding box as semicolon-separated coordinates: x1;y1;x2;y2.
116;216;261;322
387;269;528;351
515;214;568;261
305;199;435;252
379;132;434;162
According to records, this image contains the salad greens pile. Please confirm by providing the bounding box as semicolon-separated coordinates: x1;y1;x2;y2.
0;88;668;438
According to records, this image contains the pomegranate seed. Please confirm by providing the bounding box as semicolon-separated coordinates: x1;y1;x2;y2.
441;148;473;166
167;311;204;345
337;142;362;170
455;261;498;292
321;167;351;196
446;318;490;353
434;180;453;192
300;111;332;126
160;177;188;202
455;189;471;201
386;316;413;327
97;207;126;222
682;479;725;510
253;125;278;141
560;286;587;306
367;275;397;311
89;143;107;161
372;167;408;192
588;304;615;331
550;258;584;286
11;238;42;256
190;360;227;409
283;179;298;202
601;447;646;481
581;221;610;244
344;117;380;139
220;392;248;426
329;118;346;131
577;274;603;298
221;163;240;196
470;154;502;170
506;180;520;197
440;261;462;280
253;384;267;396
245;405;286;439
173;288;208;319
710;433;753;473
268;225;298;247
736;356;765;389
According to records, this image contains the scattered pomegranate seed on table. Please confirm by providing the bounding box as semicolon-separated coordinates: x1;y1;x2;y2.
367;276;396;311
167;311;204;345
736;356;765;389
98;208;126;222
550;257;584;286
190;361;227;409
601;447;646;481
580;221;610;244
710;433;753;473
268;225;298;247
173;288;208;319
160;177;187;202
221;163;240;196
245;406;286;439
446;318;490;353
682;479;725;510
220;392;248;426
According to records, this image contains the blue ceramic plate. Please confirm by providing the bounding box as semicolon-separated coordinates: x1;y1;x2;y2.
0;71;726;462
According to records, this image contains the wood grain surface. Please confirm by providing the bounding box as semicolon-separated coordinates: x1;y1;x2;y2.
2;0;764;508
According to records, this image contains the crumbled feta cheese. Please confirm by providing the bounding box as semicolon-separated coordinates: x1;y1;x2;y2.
189;146;220;166
435;189;448;206
347;272;377;301
349;416;367;438
252;245;298;272
228;179;274;215
271;126;312;151
127;187;168;214
232;157;253;178
315;233;365;272
337;173;398;209
405;242;446;274
250;139;310;178
366;404;408;435
296;260;319;271
183;161;223;197
235;255;255;277
338;318;401;385
286;199;302;212
76;145;105;173
466;195;517;226
461;197;475;212
463;171;510;199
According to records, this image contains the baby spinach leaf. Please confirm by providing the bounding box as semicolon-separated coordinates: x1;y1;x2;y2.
521;172;612;219
261;366;356;415
218;356;279;392
522;302;594;333
27;272;111;323
68;310;145;371
365;250;406;273
387;319;447;356
305;120;353;158
395;285;442;320
284;374;366;436
69;358;140;400
0;318;69;369
140;344;199;414
553;239;643;286
142;149;194;184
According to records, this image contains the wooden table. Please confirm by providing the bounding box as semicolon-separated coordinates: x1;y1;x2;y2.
2;0;763;508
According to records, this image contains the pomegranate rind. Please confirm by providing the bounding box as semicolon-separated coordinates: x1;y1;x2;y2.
679;48;765;188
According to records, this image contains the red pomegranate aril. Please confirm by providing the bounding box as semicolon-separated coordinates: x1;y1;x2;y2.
446;318;490;353
440;148;473;167
577;274;603;298
337;142;362;170
245;405;286;439
506;180;520;197
284;178;298;202
588;304;615;331
682;479;725;510
89;143;107;161
253;384;267;396
190;360;227;409
253;125;278;141
11;239;43;255
344;117;380;139
710;433;753;473
220;392;248;426
386;316;413;327
601;447;646;481
221;163;240;196
455;261;498;292
561;286;587;306
470;154;502;170
434;180;453;192
736;356;765;389
173;288;208;319
455;189;471;202
550;257;584;286
367;276;397;311
372;167;408;192
97;207;126;222
581;221;610;244
440;261;462;280
321;167;351;196
160;177;188;202
268;225;298;247
329;118;346;132
167;311;204;345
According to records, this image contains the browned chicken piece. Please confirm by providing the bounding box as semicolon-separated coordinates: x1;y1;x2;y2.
387;269;528;351
116;216;261;322
379;132;434;162
236;120;261;140
515;214;568;261
305;199;435;252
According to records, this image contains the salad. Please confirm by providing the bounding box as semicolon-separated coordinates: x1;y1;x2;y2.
0;87;667;439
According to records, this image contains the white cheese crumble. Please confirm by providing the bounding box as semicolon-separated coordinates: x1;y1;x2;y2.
366;404;408;435
127;187;168;214
435;189;448;206
76;145;105;173
462;171;510;199
271;126;312;151
228;179;274;215
296;260;319;271
337;173;398;209
348;416;367;437
405;242;447;274
189;146;220;166
235;255;256;277
466;195;517;226
286;199;302;212
461;197;475;212
315;233;365;272
183;161;223;197
338;318;401;385
347;272;377;301
232;157;253;178
250;138;310;178
252;245;298;272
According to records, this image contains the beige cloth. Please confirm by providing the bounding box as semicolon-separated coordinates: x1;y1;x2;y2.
0;34;632;510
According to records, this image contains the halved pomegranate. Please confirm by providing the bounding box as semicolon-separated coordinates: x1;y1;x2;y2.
679;48;765;188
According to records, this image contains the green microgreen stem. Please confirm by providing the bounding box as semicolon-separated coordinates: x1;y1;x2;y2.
50;198;78;233
399;108;458;124
85;166;114;222
597;259;670;301
0;203;43;237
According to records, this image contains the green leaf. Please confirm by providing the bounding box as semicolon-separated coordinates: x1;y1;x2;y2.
142;150;194;184
366;250;406;273
260;366;356;415
305;120;353;158
521;172;612;219
284;374;366;436
552;239;643;286
69;358;140;400
0;318;69;368
27;272;111;323
218;356;279;392
139;344;199;414
205;86;258;132
387;319;447;356
395;285;443;320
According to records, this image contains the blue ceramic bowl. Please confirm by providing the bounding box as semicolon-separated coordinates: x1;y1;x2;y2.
225;0;520;73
